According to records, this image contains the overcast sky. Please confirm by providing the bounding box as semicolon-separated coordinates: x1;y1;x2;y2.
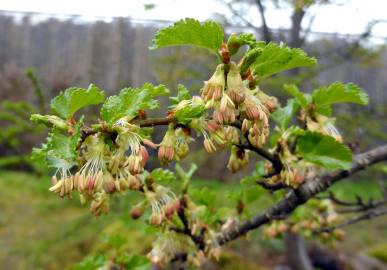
1;0;386;40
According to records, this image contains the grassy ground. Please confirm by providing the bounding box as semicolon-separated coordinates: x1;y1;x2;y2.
0;170;386;269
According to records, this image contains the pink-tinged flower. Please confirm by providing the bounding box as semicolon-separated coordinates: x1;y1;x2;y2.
213;94;236;124
201;64;225;103
130;201;145;219
158;125;176;163
242;92;269;122
49;171;74;198
146;185;179;226
90;192;109;216
226;62;246;105
256;89;278;113
76;134;106;195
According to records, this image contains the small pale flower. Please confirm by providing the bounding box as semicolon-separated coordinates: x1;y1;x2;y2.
158;125;176;163
227;146;249;173
201;64;225;103
226;62;246;105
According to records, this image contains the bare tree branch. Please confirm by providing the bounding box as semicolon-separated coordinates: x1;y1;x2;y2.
215;144;387;245
254;0;272;42
314;207;387;234
219;0;260;30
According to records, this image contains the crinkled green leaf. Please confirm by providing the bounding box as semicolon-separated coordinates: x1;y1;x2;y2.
169;84;191;108
51;84;105;119
150;168;177;183
174;103;206;125
251;42;316;80
31;144;48;167
296;131;352;170
191;187;217;207
151;18;224;55
313;82;369;115
46;121;82;170
34;119;82;171
283;84;311;108
100;83;169;125
271;99;300;129
237;33;258;47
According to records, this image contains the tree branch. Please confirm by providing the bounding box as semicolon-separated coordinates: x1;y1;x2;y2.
254;0;272;42
214;144;387;245
314;207;387;234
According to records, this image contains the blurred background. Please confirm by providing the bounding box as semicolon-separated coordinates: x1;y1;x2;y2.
0;0;386;269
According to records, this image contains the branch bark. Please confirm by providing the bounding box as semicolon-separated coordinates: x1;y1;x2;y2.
254;0;272;42
215;144;387;245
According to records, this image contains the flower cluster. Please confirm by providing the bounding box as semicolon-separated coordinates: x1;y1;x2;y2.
146;185;181;226
48;119;151;216
263;199;344;243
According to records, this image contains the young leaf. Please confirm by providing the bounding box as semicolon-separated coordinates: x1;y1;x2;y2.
174;103;206;125
51;84;105;119
45;121;82;170
169;84;191;108
312;82;369;115
151;18;224;56
33;118;83;171
100;83;169;125
296;131;352;170
150;168;177;183
250;42;316;80
271;99;299;129
283;84;311;108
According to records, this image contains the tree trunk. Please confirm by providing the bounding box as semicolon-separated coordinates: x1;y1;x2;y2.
285;233;313;270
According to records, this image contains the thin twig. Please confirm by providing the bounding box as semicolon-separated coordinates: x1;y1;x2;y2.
314;207;387;234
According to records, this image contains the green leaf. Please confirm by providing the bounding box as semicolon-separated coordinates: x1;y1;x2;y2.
296;131;352;170
123;254;150;270
51;84;105;119
312;82;369;115
242;186;265;203
151;18;224;56
100;83;169;125
150;168;177;183
237;33;258;47
174;103;206;125
191;187;217;207
72;254;106;270
283;84;311;108
34;118;83;171
169;84;191;108
271;99;299;129
46;122;82;170
250;42;316;80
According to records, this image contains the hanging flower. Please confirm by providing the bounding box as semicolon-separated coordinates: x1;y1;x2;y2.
158;124;176;163
174;127;193;160
75;134;106;196
201;64;225;103
49;166;74;198
226;62;246;105
227;146;249;173
146;185;180;226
